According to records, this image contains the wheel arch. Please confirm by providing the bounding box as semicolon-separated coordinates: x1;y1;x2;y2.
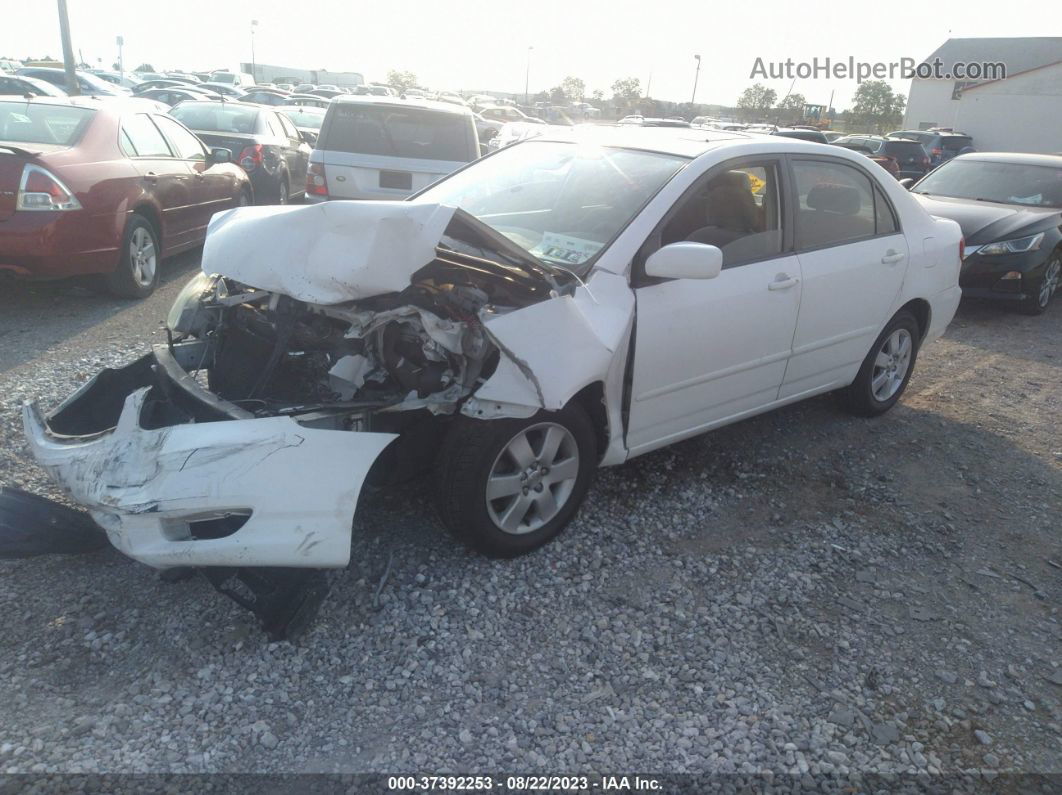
567;381;609;462
129;202;163;254
897;297;931;341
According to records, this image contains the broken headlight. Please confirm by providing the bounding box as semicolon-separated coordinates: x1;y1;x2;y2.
166;273;224;335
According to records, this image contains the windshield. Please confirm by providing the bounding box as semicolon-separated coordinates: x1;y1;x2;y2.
0;102;95;145
914;159;1062;208
414;140;688;273
322;103;471;161
170;102;259;133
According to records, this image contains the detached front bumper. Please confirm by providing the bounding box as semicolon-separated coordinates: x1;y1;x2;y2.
22;349;396;569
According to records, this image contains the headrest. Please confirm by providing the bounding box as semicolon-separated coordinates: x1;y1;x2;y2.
806;183;860;215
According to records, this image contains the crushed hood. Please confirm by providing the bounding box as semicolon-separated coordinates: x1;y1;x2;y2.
201;201;457;304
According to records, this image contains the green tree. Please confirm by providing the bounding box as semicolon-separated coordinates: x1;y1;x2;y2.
134;63;155;73
737;83;777;120
560;76;585;102
775;92;806;123
386;69;418;93
549;85;567;104
610;77;641;102
591;88;604;102
851;80;906;133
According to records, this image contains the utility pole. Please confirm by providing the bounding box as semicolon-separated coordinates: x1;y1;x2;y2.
524;46;533;105
251;19;259;82
691;54;701;106
57;0;79;95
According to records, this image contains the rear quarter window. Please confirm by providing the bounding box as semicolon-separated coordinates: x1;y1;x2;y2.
320;104;472;162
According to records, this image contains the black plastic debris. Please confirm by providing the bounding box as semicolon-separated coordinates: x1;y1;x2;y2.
203;567;330;642
0;486;107;559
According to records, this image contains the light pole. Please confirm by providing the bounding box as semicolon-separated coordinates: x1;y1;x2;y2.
524;46;533;105
250;19;259;82
56;0;78;95
691;54;701;106
116;35;124;80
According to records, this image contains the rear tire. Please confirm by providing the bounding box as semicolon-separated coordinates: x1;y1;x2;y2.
107;214;160;299
277;176;289;205
433;404;597;558
839;310;920;417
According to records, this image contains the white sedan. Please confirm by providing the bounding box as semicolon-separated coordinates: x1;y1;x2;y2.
22;127;961;597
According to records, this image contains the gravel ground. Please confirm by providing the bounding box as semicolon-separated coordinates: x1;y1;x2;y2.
0;261;1059;782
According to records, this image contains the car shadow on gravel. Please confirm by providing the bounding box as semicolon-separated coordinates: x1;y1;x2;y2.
0;251;201;374
946;298;1061;365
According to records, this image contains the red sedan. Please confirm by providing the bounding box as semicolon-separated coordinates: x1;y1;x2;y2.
0;97;250;297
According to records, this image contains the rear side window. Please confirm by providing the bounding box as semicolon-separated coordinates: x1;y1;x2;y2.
0;102;95;145
942;136;972;152
883;141;926;157
793;160;877;249
121;114;172;157
170;103;259;134
322;104;470;161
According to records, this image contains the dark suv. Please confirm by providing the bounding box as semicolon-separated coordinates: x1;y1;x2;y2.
833;135;932;179
887;130;975;167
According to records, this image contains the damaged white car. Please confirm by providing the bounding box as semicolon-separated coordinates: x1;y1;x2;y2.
17;129;963;635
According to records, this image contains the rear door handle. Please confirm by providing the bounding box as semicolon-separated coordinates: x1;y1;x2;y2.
768;275;799;291
881;249;905;264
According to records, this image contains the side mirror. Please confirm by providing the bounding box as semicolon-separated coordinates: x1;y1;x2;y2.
645;242;723;280
898;178;915;190
300;130;317;145
208;147;231;165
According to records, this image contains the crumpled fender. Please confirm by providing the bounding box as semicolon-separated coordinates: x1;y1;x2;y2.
462;271;634;432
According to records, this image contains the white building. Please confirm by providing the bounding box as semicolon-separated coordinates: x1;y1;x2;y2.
903;37;1062;153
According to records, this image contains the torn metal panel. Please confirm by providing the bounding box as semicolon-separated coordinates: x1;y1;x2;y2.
23;389;397;569
202;201;457;304
464;270;635;414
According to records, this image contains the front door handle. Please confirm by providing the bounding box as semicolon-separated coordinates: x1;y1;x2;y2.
881;249;905;264
768;275;800;291
143;172;158;184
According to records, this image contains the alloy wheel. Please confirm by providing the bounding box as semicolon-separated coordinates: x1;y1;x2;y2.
485;422;580;535
129;227;157;287
871;328;912;402
1039;257;1061;308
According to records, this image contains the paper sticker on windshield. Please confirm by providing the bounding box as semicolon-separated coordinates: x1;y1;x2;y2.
535;232;603;265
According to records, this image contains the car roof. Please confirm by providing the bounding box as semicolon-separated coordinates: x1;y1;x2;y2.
331;94;472;115
951;152;1061;167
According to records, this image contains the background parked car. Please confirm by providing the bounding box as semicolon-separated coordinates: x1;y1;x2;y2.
834;135;930;180
0;97;249;297
907;153;1062;314
772;128;830;143
285;94;331;109
135;87;223;107
888;129;975;167
0;74;67;98
133;78;198;92
308;88;345;99
276;105;326;146
200;82;247;99
241;88;293;106
170;100;310;205
306;96;478;201
16;67;128;96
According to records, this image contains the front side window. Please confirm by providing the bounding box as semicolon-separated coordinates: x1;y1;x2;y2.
660;161;783;266
415;140;687;273
121;113;172;157
153;115;205;160
793;160;878;249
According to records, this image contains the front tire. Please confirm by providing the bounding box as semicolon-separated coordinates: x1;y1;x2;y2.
433;403;597;558
1019;254;1060;315
106;214;160;299
839;310;920;417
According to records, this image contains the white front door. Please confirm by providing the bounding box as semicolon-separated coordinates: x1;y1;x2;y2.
780;158;910;400
625;158;801;456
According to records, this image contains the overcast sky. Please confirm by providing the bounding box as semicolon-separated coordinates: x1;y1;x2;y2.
3;1;1059;108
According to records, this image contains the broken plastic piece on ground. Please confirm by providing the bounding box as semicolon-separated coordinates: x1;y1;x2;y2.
203;566;330;641
0;486;107;559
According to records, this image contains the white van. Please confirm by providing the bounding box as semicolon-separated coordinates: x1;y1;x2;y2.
306;96;479;201
209;70;256;88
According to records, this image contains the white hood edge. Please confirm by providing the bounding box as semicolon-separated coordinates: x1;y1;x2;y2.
201;201;457;305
